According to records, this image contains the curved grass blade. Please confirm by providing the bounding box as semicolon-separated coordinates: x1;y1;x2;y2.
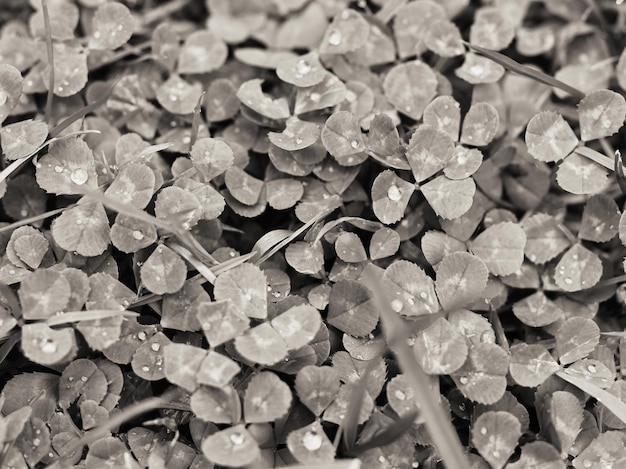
42;0;55;121
464;42;585;101
360;263;469;469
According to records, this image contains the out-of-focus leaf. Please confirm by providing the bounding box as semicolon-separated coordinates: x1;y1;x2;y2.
0;64;23;123
235;322;288;365
244;371;292;423
21;323;75;366
89;2;134;50
237;78;290;120
295;365;341;416
197;299;250;347
189;137;234;182
201;425;260;467
393;1;446;58
287;421;335;464
214;263;267;319
424;19;465;57
1;119;48;161
469;7;515;51
156;74;203;115
36;138;98;195
276;50;327;87
455;52;505;84
414;317;468;375
177;30;227;74
318;9;370;55
295;73;347;115
507;441;565;469
191;385;241;424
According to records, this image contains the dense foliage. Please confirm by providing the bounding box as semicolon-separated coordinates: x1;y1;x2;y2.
1;0;626;468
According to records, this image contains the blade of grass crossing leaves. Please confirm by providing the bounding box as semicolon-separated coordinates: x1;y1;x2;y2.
42;0;55;121
189;91;205;151
342;360;377;454
354;410;419;453
50;81;118;138
0;130;101;186
46;310;139;327
464;42;585;101
360;264;469;469
0;206;72;234
615;150;626;195
575;146;615;170
168;241;217;284
556;370;626;426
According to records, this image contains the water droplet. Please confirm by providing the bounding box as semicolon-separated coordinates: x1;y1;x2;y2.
394;389;406;400
40;340;57;354
350;139;360;149
142;365;150;372
328;30;342;46
378;456;386;463
68;376;74;382
57;86;64;93
459;376;469;384
302;430;323;451
492;450;500;458
0;90;7;106
138;331;147;341
296;59;311;75
151;343;161;352
390;299;403;312
583;460;593;468
295;137;303;145
564;277;573;285
310;92;321;103
387;184;402;201
170;94;178;101
230;432;245;445
587;364;597;373
132;230;144;240
33;438;40;446
419;291;428;299
54;165;64;173
81;376;88;382
94;31;101;39
70;168;89;185
480;427;487;435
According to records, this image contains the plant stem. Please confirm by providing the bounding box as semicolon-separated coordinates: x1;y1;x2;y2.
42;0;55;122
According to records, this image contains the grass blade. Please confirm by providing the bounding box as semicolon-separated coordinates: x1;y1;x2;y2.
354;410;418;453
574;146;615;170
360;263;469;469
556;369;626;426
341;360;377;454
464;42;585;101
41;0;55;122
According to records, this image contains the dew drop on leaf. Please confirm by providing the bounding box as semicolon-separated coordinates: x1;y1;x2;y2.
459;376;469;384
328;31;342;46
310;92;321;103
390;299;403;312
150;343;160;352
302;431;323;451
297;60;311;75
230;432;245;445
0;90;7;106
132;230;144;240
137;331;146;341
54;166;64;173
40;340;57;354
70;168;89;185
394;390;406;400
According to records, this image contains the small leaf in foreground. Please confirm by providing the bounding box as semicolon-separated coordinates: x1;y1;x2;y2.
327;279;378;337
189;137;234;181
435;252;489;311
413;317;468;375
509;343;560;387
235;323;288;366
21;323;75;366
578;89;626;141
177;30;227;74
197;299;250;347
0;119;48;160
295;365;341;416
383;61;438;120
197;350;241;389
19;268;70;320
287;421;335;464
406;124;455;183
545;391;584;457
276;50;326;87
553;243;602;292
371;169;415;225
271;304;321;350
507;441;564;469
460;102;500;147
244;371;292;423
140;245;187;295
470;222;526;276
525;111;578;162
214;263;268;319
162;343;205;392
384;260;439;316
52;200;112;257
369;227;400;260
521;213;572;264
320;110;366;165
556;153;609;195
471;411;521;469
421;175;476;220
555;317;600;365
201;424;260;468
36;138;98;195
578;193;620;243
58;358;107;409
451;343;509;404
236;78;290;121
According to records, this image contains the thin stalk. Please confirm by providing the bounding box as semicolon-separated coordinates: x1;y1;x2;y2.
42;0;55;122
0;206;73;234
574;146;615;170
